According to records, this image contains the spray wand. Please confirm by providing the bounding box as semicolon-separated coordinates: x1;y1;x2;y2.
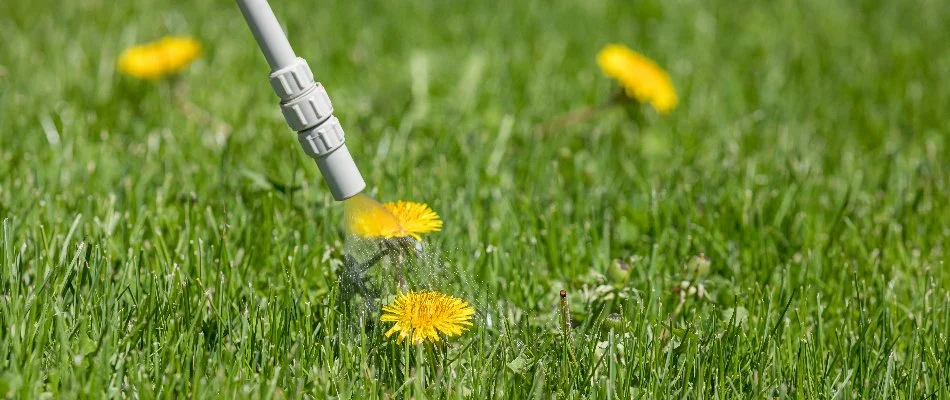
235;0;365;200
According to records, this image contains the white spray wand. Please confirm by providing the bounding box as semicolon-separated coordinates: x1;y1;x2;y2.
236;0;366;200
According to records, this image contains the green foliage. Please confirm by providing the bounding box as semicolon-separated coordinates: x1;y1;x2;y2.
1;0;948;398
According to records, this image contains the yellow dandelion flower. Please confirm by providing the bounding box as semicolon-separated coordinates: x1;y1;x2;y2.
345;197;442;240
596;44;678;114
380;290;475;344
117;36;201;79
383;201;442;240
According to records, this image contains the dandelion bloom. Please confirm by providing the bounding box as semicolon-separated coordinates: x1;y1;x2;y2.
596;44;678;114
383;201;442;240
117;36;201;79
380;290;475;344
346;199;442;240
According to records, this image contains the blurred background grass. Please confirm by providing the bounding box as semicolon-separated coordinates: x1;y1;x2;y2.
0;0;948;397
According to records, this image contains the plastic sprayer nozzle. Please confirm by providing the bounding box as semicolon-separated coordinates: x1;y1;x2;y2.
315;144;365;200
236;0;366;200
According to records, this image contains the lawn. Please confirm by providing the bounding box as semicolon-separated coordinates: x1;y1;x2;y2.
1;0;948;397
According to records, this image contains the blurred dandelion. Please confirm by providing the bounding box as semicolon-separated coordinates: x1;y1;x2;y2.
597;44;678;114
117;36;201;79
380;290;474;344
115;35;222;130
539;43;678;134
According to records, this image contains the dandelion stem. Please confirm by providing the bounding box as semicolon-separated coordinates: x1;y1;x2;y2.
559;289;576;362
378;238;415;291
608;327;616;399
537;106;598;135
536;88;627;135
394;250;408;291
355;248;391;273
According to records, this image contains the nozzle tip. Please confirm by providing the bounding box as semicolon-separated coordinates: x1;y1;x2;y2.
315;144;365;201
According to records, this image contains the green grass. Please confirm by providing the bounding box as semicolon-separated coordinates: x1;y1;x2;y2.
1;0;948;397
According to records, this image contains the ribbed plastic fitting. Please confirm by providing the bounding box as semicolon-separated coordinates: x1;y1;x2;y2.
268;57;314;100
280;84;333;131
298;116;344;157
267;57;365;200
